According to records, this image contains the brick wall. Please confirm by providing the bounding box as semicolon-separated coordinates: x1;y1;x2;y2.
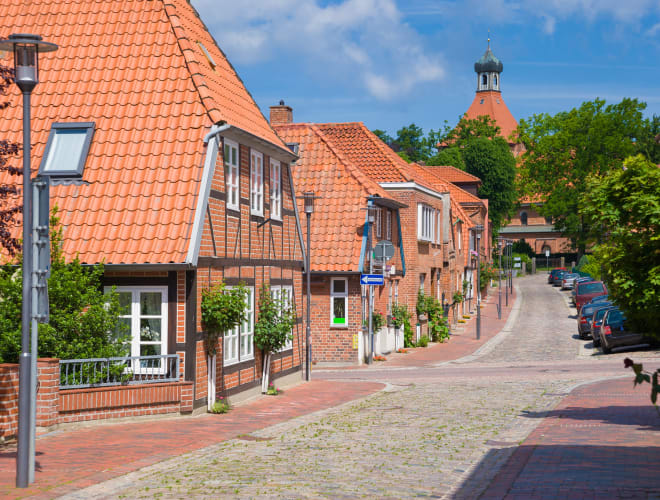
0;360;193;439
195;138;304;403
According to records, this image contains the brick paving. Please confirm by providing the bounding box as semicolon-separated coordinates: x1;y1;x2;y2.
2;273;659;499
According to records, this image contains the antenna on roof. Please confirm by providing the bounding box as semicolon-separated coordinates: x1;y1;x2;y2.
487;29;491;49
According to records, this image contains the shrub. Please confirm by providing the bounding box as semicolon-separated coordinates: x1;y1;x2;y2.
210;398;231;414
416;335;429;347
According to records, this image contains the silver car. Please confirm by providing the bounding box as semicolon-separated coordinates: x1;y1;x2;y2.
561;273;580;290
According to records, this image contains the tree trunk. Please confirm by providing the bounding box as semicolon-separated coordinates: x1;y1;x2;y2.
261;351;271;393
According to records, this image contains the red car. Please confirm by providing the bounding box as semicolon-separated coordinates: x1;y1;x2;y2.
575;281;608;312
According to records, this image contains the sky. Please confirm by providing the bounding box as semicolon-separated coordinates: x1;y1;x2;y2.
191;0;660;137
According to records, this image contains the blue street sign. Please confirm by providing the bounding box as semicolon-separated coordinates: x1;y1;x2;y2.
360;274;384;286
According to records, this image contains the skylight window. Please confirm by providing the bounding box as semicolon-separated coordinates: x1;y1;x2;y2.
39;122;95;178
198;42;216;69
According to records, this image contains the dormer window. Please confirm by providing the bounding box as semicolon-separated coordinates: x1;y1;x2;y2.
39;122;95;178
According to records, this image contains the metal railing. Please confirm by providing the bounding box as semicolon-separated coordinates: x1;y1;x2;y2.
59;354;180;390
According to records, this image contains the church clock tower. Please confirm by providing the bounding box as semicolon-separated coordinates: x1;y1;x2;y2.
475;42;503;92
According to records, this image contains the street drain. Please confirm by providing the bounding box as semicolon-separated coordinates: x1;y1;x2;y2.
236;434;273;442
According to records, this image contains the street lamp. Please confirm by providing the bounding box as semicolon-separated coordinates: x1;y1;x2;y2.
0;33;58;489
474;225;484;340
302;191;315;381
497;238;502;320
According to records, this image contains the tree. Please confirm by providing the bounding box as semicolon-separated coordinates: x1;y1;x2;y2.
393;123;430;163
0;211;128;363
517;98;652;252
372;129;394;146
0;63;21;257
441;115;501;149
254;284;296;393
462;136;517;235
581;155;660;338
427;146;465;170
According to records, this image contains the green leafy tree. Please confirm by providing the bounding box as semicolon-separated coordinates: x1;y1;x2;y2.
201;282;247;356
254;284;296;393
581;155;660;337
427;146;465;170
0;63;21;257
462;136;517;235
517;98;651;252
393;123;430;163
0;211;128;363
441;115;501;148
372;129;394;146
512;239;534;257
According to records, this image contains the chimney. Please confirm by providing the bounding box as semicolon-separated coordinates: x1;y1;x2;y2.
270;100;293;125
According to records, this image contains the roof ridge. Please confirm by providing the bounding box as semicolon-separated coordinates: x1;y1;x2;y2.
309;124;387;197
161;0;221;124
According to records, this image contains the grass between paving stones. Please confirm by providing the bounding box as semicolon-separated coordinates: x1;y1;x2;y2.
77;378;578;499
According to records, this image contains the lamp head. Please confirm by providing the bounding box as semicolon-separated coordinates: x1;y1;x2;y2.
302;191;315;214
0;34;58;92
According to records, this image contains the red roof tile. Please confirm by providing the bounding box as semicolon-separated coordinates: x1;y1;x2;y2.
423;165;481;184
464;91;518;141
274;123;390;272
0;0;286;265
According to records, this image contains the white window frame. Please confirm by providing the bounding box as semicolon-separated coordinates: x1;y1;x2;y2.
330;277;348;327
224;286;254;365
270;159;282;220
417;203;435;242
250;150;263;216
224;139;239;211
105;286;168;373
386;210;392;241
457;223;462;250
272;285;294;351
375;208;382;239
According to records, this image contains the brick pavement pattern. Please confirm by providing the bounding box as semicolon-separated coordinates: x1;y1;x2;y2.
2;273;659;499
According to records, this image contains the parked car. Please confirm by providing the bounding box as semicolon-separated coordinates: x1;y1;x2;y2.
553;270;568;287
590;305;618;347
561;273;580;290
577;299;612;339
575;281;608;312
600;309;648;354
571;277;594;304
588;294;610;304
548;268;567;284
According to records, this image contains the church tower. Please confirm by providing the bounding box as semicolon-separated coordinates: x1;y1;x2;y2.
464;42;518;143
475;42;503;92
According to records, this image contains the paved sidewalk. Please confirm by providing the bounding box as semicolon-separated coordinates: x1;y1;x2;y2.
475;377;660;499
0;380;382;499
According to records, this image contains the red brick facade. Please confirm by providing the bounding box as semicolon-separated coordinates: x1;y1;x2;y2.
0;359;194;440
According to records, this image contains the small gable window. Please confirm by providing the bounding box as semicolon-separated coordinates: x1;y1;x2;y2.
250;150;263;216
39;122;95;178
224;139;239;211
520;211;528;226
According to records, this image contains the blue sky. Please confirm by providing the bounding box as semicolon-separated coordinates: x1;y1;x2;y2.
192;0;660;137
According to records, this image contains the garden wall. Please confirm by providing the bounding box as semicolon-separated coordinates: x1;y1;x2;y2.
0;359;193;441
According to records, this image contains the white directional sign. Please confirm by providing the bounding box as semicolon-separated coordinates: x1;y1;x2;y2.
360;274;384;286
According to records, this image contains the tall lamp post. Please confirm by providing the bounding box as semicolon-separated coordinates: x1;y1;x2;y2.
497;238;502;320
474;225;484;340
0;34;57;488
302;192;315;381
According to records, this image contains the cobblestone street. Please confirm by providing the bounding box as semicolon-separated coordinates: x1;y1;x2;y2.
60;274;660;499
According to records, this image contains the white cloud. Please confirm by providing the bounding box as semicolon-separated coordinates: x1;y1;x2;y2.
401;0;660;32
647;22;660;36
191;0;445;100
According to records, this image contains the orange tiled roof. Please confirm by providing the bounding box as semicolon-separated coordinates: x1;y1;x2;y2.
465;90;518;141
411;164;483;206
0;0;286;265
313;122;438;192
274;123;391;272
423;165;481;185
